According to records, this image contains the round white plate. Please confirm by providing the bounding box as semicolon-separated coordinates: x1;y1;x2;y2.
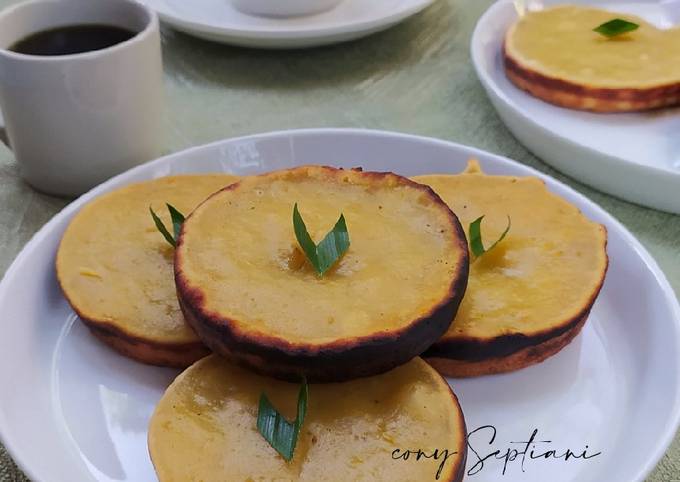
0;129;678;482
471;0;680;214
140;0;436;48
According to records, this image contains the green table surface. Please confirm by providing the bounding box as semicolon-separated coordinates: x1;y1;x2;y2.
0;0;678;480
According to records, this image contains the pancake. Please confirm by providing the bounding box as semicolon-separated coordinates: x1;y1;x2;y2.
175;166;469;382
504;5;680;112
148;355;467;482
415;161;608;377
56;174;238;367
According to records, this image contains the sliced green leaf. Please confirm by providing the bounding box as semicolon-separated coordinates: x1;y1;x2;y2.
167;203;185;242
256;378;308;462
293;203;319;269
594;18;639;38
292;203;350;277
469;215;511;258
149;203;185;248
316;214;349;275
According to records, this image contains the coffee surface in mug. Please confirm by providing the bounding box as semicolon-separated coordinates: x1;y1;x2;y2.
9;24;135;56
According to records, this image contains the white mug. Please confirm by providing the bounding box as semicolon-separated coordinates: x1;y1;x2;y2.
231;0;344;18
0;0;163;197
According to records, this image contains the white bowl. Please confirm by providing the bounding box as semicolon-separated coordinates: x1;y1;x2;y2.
470;0;680;214
231;0;343;17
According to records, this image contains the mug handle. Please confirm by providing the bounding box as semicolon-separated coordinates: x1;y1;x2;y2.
0;108;9;148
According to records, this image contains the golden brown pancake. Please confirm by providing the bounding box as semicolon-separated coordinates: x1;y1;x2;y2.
415;161;608;377
504;5;680;112
148;355;467;482
175;166;469;382
56;174;238;367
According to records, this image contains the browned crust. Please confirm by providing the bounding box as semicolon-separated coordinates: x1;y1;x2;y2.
503;44;680;112
86;320;209;368
425;225;607;376
175;166;470;383
426;311;588;378
56;270;209;368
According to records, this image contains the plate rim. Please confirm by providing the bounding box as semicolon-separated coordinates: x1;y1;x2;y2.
143;0;435;40
0;127;679;482
470;0;680;213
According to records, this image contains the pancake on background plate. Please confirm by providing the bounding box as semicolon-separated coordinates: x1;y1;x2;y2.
504;5;680;112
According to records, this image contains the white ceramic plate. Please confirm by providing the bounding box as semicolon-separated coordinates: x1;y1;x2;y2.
140;0;435;48
0;129;678;482
472;0;680;214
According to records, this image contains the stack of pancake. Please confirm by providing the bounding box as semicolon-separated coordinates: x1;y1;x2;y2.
56;162;607;481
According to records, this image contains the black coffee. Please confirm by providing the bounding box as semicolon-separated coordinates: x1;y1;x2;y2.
9;24;136;56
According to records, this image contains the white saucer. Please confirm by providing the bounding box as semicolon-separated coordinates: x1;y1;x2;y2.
140;0;436;48
471;0;680;214
0;129;678;482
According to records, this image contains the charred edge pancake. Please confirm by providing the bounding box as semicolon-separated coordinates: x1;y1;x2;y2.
416;161;608;377
56;175;239;367
175;166;469;382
